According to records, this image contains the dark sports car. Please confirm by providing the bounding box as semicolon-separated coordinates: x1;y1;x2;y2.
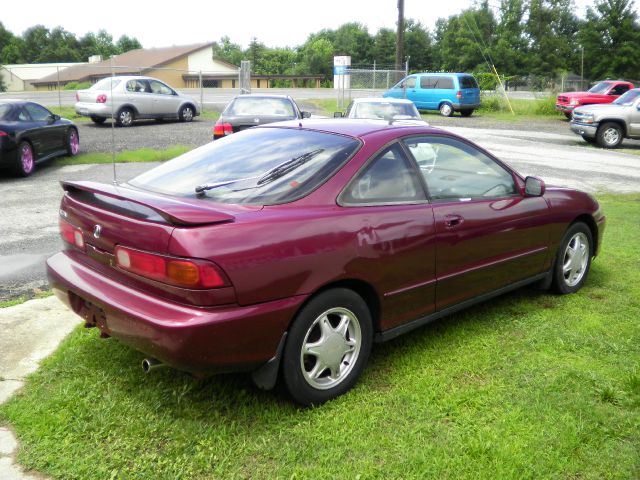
47;119;605;406
0;100;79;176
213;94;310;140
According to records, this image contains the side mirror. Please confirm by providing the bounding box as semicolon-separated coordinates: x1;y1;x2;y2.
301;111;311;119
525;176;545;196
48;114;60;124
333;112;343;118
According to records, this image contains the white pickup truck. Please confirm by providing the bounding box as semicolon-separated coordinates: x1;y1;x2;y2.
570;88;640;148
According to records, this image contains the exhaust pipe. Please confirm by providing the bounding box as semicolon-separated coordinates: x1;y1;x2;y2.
142;357;166;373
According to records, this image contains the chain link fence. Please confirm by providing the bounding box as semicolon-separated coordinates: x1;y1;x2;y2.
336;64;407;109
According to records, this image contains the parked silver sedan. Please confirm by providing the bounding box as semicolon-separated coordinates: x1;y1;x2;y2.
75;76;200;126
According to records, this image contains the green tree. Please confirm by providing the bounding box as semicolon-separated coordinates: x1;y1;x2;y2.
525;0;580;77
116;35;142;54
493;0;529;75
434;3;496;72
372;28;396;66
21;25;50;63
333;23;373;64
578;0;640;80
299;37;334;78
36;26;81;62
404;19;433;71
212;36;243;65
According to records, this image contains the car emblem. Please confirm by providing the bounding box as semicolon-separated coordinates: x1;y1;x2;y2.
93;225;102;239
254;118;260;123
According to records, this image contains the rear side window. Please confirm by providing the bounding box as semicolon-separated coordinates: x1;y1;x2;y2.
0;104;13;120
433;77;454;89
460;76;478;89
91;78;122;90
340;144;426;205
420;76;434;89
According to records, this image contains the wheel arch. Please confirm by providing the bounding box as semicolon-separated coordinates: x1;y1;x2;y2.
570;214;598;256
117;104;139;116
598;118;627;137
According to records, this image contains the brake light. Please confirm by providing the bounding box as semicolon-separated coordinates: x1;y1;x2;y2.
59;218;85;250
96;94;107;103
456;90;463;99
213;121;233;138
0;130;7;137
114;246;228;289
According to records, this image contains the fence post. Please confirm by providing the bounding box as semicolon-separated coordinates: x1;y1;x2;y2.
57;66;61;111
372;61;376;95
199;70;203;112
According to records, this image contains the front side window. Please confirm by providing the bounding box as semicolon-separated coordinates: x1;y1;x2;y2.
403;136;517;201
610;84;630;96
126;79;149;93
129;128;360;206
340;144;426;205
149;80;173;95
24;103;52;122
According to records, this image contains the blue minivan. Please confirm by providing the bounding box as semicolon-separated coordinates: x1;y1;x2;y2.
383;72;480;117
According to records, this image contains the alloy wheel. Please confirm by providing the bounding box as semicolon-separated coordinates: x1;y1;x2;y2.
562;232;589;287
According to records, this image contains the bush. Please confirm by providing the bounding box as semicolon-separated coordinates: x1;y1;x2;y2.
63;81;91;91
533;96;557;115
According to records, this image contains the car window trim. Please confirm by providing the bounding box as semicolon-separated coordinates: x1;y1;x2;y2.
337;139;430;208
400;133;522;203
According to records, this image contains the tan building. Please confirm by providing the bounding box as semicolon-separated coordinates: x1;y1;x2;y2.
32;43;324;90
32;43;240;90
1;63;83;91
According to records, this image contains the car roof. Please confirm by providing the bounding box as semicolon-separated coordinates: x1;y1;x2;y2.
351;97;414;104
260;118;444;138
231;94;292;100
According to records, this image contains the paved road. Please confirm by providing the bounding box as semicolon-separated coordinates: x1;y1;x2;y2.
0;119;638;302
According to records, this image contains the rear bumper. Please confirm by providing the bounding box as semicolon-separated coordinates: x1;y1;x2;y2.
570;122;598;138
46;251;306;373
75;102;112;118
454;102;480;110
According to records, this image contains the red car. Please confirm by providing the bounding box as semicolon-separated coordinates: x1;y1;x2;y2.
47;120;605;405
556;80;634;118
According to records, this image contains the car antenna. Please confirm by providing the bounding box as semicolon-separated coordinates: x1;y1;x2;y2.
110;56;117;185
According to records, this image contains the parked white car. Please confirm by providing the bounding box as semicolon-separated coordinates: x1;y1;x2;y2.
335;97;426;124
75;76;200;126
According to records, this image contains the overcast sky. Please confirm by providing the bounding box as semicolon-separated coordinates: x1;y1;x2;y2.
2;0;600;50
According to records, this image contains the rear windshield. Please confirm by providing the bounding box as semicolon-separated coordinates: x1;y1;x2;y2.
588;82;612;94
225;97;295;116
353;101;420;120
613;89;640;106
128;128;361;205
91;78;122;91
460;76;478;89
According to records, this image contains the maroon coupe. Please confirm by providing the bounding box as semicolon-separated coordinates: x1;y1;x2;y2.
47;120;605;405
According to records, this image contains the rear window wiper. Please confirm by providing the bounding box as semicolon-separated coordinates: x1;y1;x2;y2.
257;149;324;185
194;149;325;195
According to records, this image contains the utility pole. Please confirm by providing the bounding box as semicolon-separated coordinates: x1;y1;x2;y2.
395;0;404;72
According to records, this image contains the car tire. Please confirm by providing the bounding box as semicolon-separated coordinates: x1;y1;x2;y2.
179;105;195;122
66;128;79;156
90;116;106;125
12;141;35;177
460;109;474;117
281;288;373;406
551;222;593;295
564;112;572;119
596;122;623;148
439;103;454;117
582;135;597;144
116;108;134;127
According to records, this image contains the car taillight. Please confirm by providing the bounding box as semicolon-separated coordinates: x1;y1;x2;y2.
213;121;233;138
96;94;107;103
59;217;85;250
456;90;463;99
114;246;228;289
0;130;7;137
75;92;79;101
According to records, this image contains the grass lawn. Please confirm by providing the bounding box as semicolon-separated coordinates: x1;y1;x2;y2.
0;194;638;479
52;146;192;166
47;106;220;122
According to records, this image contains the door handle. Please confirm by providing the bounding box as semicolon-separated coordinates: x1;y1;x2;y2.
444;214;464;228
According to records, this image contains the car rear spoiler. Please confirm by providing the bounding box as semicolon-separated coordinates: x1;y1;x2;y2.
61;181;246;226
